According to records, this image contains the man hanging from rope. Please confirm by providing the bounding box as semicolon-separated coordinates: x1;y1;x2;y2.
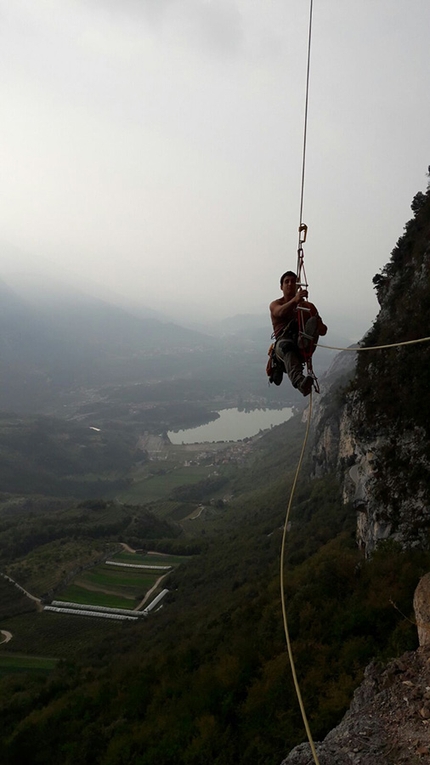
269;270;327;396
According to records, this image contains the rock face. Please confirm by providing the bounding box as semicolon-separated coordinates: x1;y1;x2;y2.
309;179;430;557
311;357;430;556
281;575;430;764
280;646;430;765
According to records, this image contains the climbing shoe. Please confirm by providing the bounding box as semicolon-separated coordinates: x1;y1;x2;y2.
298;375;314;397
271;365;284;386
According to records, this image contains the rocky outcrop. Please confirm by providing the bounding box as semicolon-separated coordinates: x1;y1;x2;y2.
309;348;357;479
414;573;430;647
310;351;430;556
282;573;430;764
281;647;430;765
309;178;430;556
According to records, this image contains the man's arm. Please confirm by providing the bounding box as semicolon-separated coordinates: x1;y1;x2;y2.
269;288;308;320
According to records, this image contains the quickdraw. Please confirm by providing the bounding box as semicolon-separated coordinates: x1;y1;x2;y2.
295;223;320;393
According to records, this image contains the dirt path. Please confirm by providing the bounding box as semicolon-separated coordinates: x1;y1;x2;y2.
0;630;12;644
0;573;43;612
120;542;136;554
147;550;170;556
20;587;43;610
134;573;170;611
120;544;171;557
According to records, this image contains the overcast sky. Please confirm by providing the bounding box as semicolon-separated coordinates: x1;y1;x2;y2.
1;0;429;338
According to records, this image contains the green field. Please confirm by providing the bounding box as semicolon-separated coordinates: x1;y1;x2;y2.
52;551;188;610
55;585;137;609
55;562;163;610
117;465;212;504
0;652;58;676
79;565;158;590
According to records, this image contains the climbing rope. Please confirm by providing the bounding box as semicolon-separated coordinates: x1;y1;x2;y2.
279;3;321;762
318;336;430;352
295;0;315;385
280;392;320;765
297;0;314;242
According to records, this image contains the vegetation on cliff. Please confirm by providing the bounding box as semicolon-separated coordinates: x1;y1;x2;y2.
357;168;430;434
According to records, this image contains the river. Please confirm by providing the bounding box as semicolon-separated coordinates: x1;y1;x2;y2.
168;407;293;444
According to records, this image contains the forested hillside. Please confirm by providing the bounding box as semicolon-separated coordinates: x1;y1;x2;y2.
1;409;429;765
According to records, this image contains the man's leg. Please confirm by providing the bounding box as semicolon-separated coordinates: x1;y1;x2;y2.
298;315;320;354
275;340;313;396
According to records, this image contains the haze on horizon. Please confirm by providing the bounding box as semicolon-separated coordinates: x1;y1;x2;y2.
1;0;430;341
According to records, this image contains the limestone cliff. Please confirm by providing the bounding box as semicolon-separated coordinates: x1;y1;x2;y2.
310;171;430;556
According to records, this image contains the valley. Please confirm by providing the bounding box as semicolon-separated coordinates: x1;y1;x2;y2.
1;177;430;763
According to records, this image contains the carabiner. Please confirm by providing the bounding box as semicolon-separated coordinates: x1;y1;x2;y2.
298;223;308;244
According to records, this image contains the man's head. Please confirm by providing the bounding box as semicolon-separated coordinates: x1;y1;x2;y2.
280;270;297;288
280;271;298;301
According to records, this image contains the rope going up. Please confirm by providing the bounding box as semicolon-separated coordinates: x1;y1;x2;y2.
294;0;316;384
279;3;321;765
297;0;314;241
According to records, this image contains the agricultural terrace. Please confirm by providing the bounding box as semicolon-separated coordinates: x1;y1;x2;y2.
54;552;189;611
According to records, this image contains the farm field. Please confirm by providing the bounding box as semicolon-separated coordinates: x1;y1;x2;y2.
58;564;160;609
117;465;212;504
54;584;138;609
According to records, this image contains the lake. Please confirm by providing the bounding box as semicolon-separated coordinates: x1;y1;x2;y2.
168;407;293;444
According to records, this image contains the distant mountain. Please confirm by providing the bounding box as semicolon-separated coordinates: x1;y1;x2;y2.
0;278;222;413
2;265;355;416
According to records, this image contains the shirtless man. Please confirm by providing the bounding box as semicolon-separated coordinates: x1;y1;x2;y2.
269;270;327;396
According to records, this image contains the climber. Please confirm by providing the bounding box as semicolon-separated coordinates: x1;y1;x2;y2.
269;270;327;396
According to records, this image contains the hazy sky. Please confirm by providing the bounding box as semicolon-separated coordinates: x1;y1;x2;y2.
1;0;429;337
